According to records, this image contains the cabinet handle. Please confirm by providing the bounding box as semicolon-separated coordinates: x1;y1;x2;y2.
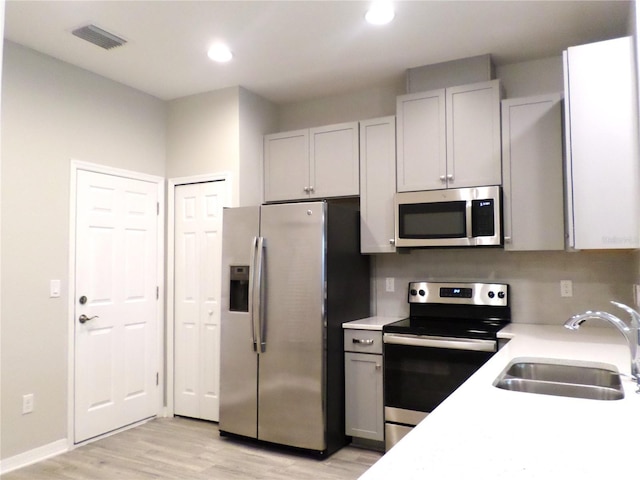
439;175;446;182
504;236;512;244
303;186;309;193
309;186;315;193
352;338;374;345
447;174;454;181
389;238;395;245
375;364;382;370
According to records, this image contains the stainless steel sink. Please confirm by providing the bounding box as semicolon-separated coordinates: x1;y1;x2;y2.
493;357;624;400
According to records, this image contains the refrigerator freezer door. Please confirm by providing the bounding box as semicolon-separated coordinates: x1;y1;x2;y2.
219;206;260;438
257;202;327;451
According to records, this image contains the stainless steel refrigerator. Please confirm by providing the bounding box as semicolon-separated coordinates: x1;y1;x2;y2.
219;201;370;456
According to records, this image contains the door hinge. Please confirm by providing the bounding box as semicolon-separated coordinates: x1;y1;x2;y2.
156;372;159;386
157;202;160;215
156;286;159;299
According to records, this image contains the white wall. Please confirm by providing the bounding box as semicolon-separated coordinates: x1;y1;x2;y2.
0;41;166;460
374;249;636;324
166;86;277;207
276;56;565;133
277;83;403;131
496;56;564;98
239;87;278;206
166;87;239;182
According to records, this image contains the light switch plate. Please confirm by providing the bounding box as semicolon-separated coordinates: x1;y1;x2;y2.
50;279;61;298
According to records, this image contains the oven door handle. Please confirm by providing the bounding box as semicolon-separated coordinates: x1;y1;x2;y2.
383;333;497;352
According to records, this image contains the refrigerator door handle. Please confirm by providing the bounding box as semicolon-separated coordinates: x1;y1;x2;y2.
255;236;266;353
249;236;259;352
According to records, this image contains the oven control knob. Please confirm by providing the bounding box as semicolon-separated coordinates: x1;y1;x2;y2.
410;289;417;296
498;291;505;299
419;289;426;296
488;291;495;299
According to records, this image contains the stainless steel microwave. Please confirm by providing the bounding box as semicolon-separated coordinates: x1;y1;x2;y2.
395;186;502;248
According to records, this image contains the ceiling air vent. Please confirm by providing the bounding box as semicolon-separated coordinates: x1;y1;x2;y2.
72;24;127;50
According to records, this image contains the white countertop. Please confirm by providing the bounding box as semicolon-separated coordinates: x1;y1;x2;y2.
343;316;403;331
359;323;639;479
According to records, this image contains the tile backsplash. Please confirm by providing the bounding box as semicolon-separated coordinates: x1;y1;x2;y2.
372;249;638;325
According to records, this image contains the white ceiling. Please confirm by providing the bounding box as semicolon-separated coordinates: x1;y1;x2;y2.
3;1;633;104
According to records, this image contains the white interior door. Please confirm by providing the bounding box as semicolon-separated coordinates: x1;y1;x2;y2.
74;169;160;443
174;180;226;421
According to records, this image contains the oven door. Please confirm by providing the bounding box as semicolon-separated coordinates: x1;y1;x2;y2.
383;334;496;449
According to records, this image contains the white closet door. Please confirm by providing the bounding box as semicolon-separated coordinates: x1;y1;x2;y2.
174;180;226;421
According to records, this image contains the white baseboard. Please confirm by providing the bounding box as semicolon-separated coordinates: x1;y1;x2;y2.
0;438;68;475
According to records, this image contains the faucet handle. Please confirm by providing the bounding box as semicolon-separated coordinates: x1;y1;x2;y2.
610;301;640;329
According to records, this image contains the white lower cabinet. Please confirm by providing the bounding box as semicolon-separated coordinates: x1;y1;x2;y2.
344;329;383;443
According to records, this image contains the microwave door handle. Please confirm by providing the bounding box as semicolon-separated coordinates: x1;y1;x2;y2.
465;201;473;240
254;236;266;353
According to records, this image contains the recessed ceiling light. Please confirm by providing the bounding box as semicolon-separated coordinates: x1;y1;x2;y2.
365;1;395;25
208;43;233;63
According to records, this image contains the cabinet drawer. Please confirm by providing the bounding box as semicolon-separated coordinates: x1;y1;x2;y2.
344;329;383;354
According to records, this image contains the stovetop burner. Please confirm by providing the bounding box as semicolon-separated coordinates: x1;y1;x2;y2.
383;281;511;339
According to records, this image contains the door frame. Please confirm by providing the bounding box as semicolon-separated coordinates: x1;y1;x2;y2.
166;172;233;416
67;159;165;447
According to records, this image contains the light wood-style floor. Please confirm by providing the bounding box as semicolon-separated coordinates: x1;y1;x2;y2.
2;417;382;479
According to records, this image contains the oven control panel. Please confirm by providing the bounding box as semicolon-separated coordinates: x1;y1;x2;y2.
407;282;508;307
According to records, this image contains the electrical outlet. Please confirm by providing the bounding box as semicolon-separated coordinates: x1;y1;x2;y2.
560;280;573;298
22;394;34;414
385;277;395;293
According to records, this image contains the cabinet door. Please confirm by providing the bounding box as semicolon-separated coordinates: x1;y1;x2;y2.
264;129;309;202
564;36;640;249
360;116;397;253
502;94;565;251
310;122;360;198
396;89;446;192
345;352;383;441
446;80;502;188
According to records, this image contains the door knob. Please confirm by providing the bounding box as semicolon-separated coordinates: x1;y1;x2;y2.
79;314;99;324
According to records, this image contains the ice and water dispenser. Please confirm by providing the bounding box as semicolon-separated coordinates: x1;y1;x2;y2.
229;266;249;312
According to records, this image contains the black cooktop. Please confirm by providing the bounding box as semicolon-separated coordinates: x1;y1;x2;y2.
383;281;511;340
384;316;508;340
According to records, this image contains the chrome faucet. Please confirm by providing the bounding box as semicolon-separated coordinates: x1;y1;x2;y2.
565;301;640;393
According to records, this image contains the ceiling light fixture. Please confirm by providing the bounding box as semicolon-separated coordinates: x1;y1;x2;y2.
207;43;233;63
365;1;395;26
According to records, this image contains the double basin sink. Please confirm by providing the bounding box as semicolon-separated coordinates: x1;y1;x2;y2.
493;357;625;401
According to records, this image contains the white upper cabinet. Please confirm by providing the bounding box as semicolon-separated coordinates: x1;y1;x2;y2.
264;129;309;202
310;122;360;199
396;79;502;192
446;81;502;188
396;89;446;191
501;94;565;251
264;122;359;202
360;116;397;254
564;36;640;249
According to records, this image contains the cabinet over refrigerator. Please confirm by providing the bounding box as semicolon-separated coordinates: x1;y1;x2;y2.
219;201;370;456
